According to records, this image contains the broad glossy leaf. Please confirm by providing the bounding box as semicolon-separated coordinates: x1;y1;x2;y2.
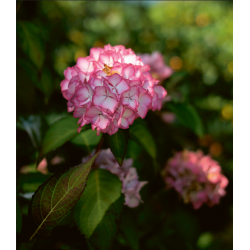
41;117;88;156
89;195;124;250
29;152;100;240
74;169;122;240
167;102;204;137
108;129;129;166
71;129;102;153
129;120;157;159
17;21;45;70
16;200;22;234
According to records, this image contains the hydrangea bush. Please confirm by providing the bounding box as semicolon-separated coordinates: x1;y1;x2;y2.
60;45;167;135
161;150;229;209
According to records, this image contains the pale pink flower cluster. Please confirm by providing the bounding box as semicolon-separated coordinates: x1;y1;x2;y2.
138;51;173;81
162;150;228;209
82;149;147;208
60;45;167;135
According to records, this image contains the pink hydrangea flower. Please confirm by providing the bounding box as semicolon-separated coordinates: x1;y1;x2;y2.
60;45;167;135
161;150;229;209
138;51;173;81
82;149;147;208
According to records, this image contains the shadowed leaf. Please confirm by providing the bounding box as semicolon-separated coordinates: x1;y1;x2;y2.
108;129;129;166
120;212;139;250
168;102;204;137
129;120;157;159
89;195;124;250
71;129;102;153
74;169;122;242
29;151;100;240
17;200;22;234
17;21;45;70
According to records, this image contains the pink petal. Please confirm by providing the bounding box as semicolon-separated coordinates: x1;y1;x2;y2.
123;65;135;79
108;73;121;87
101;97;118;113
85;106;101;118
137;104;148;119
116;79;130;94
120;118;129;128
154;86;167;99
76;58;90;73
93;95;106;107
73;107;86;118
139;92;152;106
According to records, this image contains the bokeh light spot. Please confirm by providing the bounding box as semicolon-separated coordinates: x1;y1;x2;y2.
196;13;210;27
169;56;183;70
221;104;233;120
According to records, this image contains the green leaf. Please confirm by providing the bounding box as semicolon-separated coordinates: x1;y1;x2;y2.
167;102;204;137
74;169;122;241
41;117;85;156
16;200;22;234
17;21;45;70
129;120;157;159
89;195;124;250
29;152;100;240
120;212;139;250
39;67;54;99
71;129;102;153
107;129;129;166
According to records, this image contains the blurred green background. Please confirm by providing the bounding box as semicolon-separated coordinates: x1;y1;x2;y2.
17;1;233;250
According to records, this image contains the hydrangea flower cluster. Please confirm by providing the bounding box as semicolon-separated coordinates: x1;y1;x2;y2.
161;150;228;209
82;149;147;208
138;51;173;81
60;45;167;135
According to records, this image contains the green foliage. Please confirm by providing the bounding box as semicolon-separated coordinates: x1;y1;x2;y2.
39;118;91;164
74;169;122;246
17;21;45;70
29;152;99;240
107;129;129;166
129;119;157;159
120;212;139;250
71;129;102;153
16;200;22;234
168;102;204;137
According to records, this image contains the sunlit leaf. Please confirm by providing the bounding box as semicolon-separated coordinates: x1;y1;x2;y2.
29;152;100;240
129;119;157;159
71;129;102;153
17;21;45;70
16;200;22;234
107;129;129;166
74;169;122;244
167;102;204;137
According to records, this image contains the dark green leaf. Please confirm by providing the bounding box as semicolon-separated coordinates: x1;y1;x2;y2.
120;212;139;250
29;152;100;240
89;195;124;250
16;200;22;234
108;129;129;166
39;67;54;99
74;169;122;241
41;117;82;156
17;21;45;70
129;120;157;159
71;129;102;153
17;172;52;194
167;102;204;137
